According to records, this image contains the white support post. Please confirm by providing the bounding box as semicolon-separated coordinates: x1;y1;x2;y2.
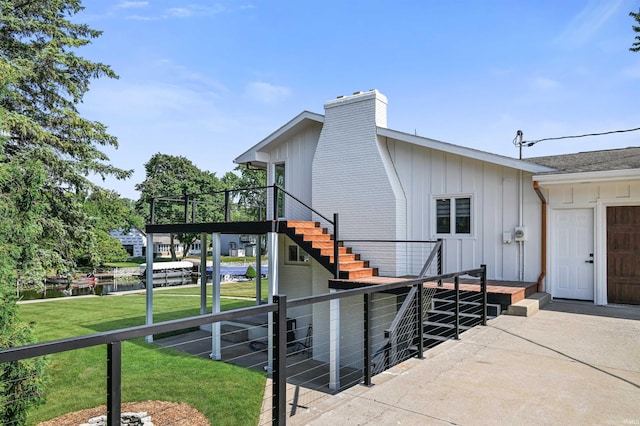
145;233;154;343
329;289;340;391
200;232;208;315
211;233;222;360
267;232;279;372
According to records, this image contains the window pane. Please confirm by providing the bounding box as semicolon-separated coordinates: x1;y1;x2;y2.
436;199;451;234
455;198;471;234
288;245;298;262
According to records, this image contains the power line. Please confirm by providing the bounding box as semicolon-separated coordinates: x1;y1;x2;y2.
514;126;640;148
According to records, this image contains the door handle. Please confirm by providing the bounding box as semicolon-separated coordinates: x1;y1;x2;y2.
585;260;594;264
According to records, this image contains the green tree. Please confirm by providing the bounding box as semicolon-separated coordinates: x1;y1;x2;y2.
1;2;130;422
1;0;132;278
221;165;267;221
136;154;224;260
631;9;640;52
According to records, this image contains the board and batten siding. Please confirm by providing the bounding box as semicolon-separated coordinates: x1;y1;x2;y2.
265;122;322;220
387;137;542;282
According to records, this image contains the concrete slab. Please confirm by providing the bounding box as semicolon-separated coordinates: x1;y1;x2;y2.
293;300;640;425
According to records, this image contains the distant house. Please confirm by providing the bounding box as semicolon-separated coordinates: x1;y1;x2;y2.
109;227;146;257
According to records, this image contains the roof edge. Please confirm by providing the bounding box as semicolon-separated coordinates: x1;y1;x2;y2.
533;168;640;185
377;127;555;173
234;111;324;165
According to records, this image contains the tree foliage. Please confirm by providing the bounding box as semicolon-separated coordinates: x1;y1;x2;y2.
221;165;267;221
136;154;224;260
0;0;132;279
632;9;640;52
1;2;131;421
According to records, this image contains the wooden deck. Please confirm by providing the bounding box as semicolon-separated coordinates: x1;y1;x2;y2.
329;276;538;310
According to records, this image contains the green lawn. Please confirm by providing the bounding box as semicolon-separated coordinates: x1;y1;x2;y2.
19;290;266;425
158;279;269;300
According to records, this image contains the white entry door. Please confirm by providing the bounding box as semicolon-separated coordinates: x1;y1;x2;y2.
552;209;594;300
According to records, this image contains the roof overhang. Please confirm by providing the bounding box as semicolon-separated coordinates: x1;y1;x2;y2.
377;127;555;174
533;168;640;186
234;111;324;169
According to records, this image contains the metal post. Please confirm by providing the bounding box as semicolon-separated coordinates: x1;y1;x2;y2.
183;194;189;223
192;200;197;223
150;198;155;225
437;238;443;275
256;238;262;305
107;342;121;426
145;233;154;343
272;185;279;220
333;213;340;279
200;233;207;315
363;293;373;386
481;264;487;326
224;190;231;222
454;276;460;340
416;283;424;358
272;295;287;425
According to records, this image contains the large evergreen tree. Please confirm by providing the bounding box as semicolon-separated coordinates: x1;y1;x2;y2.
0;0;132;280
1;2;130;423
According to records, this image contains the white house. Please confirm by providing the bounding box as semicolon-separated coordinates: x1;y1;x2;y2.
235;89;640;307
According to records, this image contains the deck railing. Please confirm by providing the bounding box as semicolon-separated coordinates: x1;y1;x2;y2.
1;266;486;425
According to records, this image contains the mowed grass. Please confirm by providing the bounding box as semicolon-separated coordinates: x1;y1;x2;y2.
161;279;269;300
19;289;266;425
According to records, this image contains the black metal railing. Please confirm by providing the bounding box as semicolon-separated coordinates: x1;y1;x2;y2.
1;266;487;425
339;239;443;278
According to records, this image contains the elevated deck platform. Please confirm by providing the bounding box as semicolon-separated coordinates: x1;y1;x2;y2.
329;276;537;310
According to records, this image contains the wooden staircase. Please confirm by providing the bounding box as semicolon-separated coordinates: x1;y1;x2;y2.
282;220;378;280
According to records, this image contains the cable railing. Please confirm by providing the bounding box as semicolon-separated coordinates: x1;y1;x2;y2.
1;266;486;425
340;239;443;277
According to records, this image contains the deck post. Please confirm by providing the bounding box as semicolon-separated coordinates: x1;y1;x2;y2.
362;293;372;386
106;342;121;426
481;264;487;326
256;237;262;305
333;213;339;279
272;295;287;425
224;190;231;222
454;276;460;340
210;233;221;360
183;194;189;223
200;233;208;315
267;232;279;372
145;232;154;343
416;282;424;359
329;289;340;391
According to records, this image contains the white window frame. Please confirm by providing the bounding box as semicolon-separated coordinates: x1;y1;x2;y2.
432;194;474;238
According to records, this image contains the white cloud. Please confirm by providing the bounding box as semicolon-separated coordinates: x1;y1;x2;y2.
554;0;623;47
115;1;148;9
166;8;192;18
244;82;292;104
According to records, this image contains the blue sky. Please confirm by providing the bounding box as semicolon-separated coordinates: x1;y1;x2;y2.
77;0;640;199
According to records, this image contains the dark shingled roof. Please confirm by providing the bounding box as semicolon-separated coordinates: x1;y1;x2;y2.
526;147;640;174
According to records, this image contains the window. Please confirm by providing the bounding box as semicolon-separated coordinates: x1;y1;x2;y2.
435;196;472;235
287;245;309;264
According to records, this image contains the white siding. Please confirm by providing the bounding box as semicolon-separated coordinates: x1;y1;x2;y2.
388;138;542;282
266;123;322;219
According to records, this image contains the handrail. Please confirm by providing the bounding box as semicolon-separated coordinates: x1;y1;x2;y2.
275;185;334;226
419;239;442;277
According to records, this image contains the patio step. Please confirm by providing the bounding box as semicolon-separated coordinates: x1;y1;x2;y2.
506;292;550;317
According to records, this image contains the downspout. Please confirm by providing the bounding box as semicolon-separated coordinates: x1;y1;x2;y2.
533;181;546;292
